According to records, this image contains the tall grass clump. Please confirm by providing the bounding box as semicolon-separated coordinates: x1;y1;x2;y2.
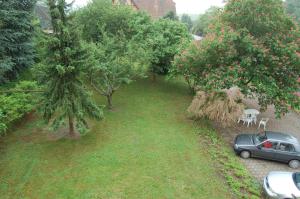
188;88;244;127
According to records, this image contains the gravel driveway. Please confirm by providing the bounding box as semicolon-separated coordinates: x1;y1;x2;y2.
215;98;300;182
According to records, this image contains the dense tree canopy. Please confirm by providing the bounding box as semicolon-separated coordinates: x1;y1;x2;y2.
149;19;191;75
172;0;300;116
181;14;193;31
192;6;220;36
163;11;178;21
75;0;190;77
0;0;36;83
35;0;102;137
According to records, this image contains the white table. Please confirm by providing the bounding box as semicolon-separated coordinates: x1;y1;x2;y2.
238;109;260;127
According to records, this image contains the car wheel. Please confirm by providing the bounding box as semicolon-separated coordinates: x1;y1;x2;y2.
240;151;251;159
289;160;300;169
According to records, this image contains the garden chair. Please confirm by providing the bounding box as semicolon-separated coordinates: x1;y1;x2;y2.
238;114;247;124
238;114;254;127
258;118;269;130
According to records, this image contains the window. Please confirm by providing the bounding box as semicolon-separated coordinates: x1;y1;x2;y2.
255;134;267;144
260;141;278;150
293;173;300;190
278;143;295;152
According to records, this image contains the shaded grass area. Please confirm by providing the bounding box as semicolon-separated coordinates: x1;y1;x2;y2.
0;77;233;199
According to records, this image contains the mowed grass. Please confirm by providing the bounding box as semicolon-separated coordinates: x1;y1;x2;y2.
0;77;232;199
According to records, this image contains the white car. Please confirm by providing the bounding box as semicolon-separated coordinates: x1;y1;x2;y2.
263;172;300;199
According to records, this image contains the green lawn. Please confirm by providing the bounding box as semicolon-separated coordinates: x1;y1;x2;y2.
0;77;232;199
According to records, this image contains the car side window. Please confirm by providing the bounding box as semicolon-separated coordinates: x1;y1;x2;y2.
260;141;278;149
278;143;295;152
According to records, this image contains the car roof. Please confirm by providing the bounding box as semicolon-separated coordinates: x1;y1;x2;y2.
266;131;299;144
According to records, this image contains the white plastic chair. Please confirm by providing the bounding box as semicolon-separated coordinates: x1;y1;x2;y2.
238;114;254;127
238;114;247;123
258;118;269;130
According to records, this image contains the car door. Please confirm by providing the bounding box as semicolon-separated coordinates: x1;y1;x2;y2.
273;142;297;163
253;140;278;160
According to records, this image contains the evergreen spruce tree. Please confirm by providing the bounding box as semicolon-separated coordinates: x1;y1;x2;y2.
0;0;36;83
38;0;102;138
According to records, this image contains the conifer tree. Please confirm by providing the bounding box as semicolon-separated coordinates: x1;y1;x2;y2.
37;0;102;137
0;0;36;83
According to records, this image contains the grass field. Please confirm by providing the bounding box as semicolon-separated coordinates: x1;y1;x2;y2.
0;77;233;199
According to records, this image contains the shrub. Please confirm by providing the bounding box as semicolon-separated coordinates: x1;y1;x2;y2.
0;81;39;135
188;88;244;127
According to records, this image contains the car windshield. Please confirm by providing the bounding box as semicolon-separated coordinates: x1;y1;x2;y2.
293;173;300;190
254;134;267;144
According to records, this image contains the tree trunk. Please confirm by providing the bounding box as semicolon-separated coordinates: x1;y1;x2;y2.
152;72;156;82
107;94;113;110
68;115;76;138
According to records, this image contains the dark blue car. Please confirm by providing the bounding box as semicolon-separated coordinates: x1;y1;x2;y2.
234;131;300;168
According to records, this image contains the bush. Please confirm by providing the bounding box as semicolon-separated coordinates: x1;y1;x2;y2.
188;88;244;127
0;81;39;135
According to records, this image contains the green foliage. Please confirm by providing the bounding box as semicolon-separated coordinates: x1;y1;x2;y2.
149;19;191;75
163;11;178;21
181;14;193;31
0;81;39;135
75;0;191;76
86;32;151;109
192;6;221;36
285;0;300;24
36;0;102;136
172;0;300;116
0;0;36;83
75;0;146;42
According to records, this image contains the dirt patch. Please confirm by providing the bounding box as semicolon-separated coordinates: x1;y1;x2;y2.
47;128;81;141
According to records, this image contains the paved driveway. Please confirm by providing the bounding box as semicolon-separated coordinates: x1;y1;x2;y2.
215;98;300;182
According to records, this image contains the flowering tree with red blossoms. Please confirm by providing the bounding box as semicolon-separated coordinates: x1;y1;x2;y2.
171;0;300;116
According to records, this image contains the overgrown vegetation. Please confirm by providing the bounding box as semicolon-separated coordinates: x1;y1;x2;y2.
0;81;39;135
188;89;244;127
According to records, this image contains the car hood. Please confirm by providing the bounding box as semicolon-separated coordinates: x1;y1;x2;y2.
267;172;300;197
235;134;254;146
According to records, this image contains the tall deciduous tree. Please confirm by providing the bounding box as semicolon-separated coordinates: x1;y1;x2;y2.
37;0;102;137
149;19;191;77
87;32;150;109
0;0;36;83
172;0;300;116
